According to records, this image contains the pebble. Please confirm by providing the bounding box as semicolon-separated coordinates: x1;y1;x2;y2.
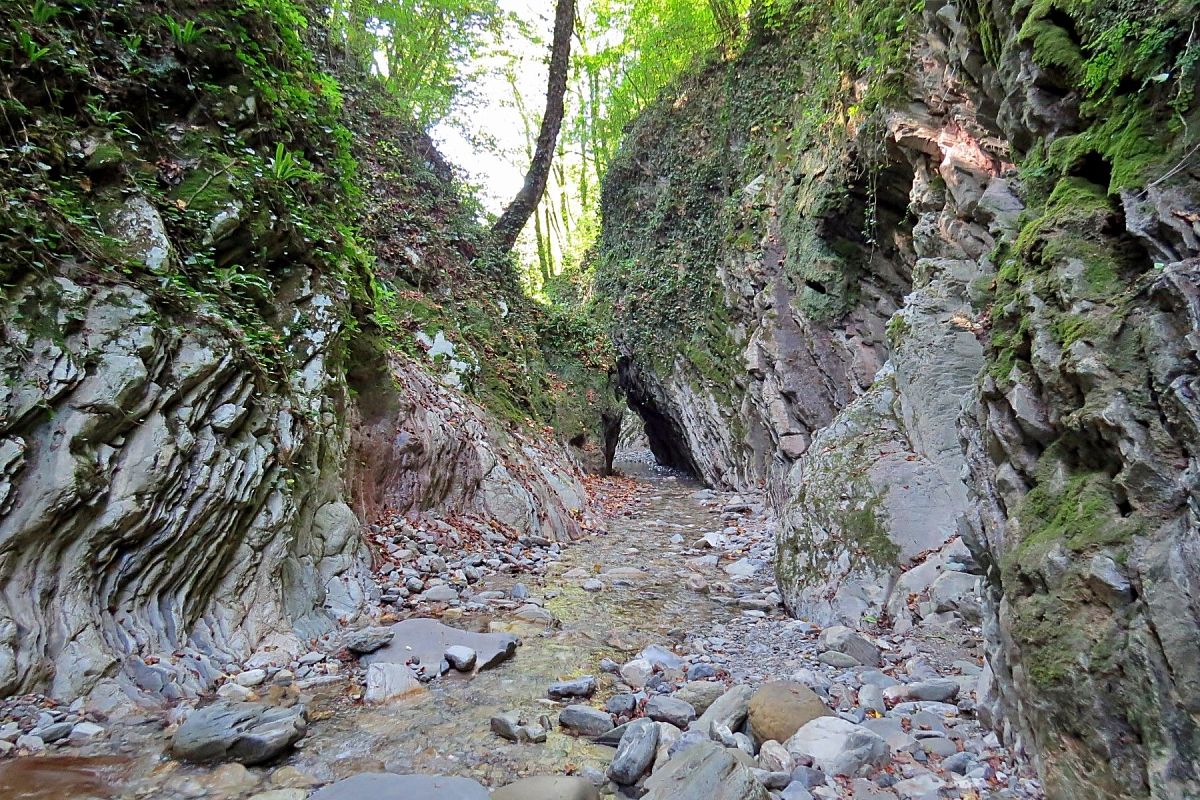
558;705;614;736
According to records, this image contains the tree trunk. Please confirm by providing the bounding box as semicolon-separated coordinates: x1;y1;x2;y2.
491;0;575;253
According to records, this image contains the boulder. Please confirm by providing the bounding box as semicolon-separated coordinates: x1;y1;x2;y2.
645;695;697;728
559;705;613;736
784;717;888;776
675;681;726;714
642;740;770;800
690;684;754;734
608;718;659;784
171;701;307;765
344;627;395;655
815;627;880;667
747;681;832;745
309;773;489;800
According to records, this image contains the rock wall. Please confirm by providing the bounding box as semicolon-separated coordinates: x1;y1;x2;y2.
597;0;1200;796
0;0;606;710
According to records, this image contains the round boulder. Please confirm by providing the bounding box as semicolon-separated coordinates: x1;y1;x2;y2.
747;681;832;746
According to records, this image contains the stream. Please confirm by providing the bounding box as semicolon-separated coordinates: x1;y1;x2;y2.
1;457;780;798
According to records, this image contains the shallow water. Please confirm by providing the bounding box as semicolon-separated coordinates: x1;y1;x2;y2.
5;458;747;797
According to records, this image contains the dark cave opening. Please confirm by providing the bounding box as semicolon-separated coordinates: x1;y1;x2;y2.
617;356;701;479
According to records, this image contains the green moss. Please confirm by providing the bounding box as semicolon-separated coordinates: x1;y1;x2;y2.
1046;104;1165;191
1051;313;1105;346
1018;0;1085;79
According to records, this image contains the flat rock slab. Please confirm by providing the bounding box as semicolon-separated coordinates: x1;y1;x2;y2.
171;701;306;765
492;775;600;800
642;740;769;800
361;618;518;673
310;773;489;800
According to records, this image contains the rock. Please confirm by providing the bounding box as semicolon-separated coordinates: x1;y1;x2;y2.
36;721;73;743
207;763;260;795
270;766;319;788
606;693;638;715
884;679;959;704
724;558;761;578
784;716;888;776
559;705;614;736
818;651;860;668
344;627;395;655
747;681;832;746
582;579;604;592
639;644;685;670
444;645;477;672
645;695;697;728
492;776;600;800
675;681;726;714
309;773;490;800
219;682;256;702
642;740;770;800
362;619;517;673
780;784;815;800
654;720;682;769
691;684;754;734
927;571;979;618
171;701;307;764
859;684;885;713
815;627;880;667
620;658;654;688
16;734;44;752
941;751;975;774
548;676;598;699
687;662;717;680
758;739;794;773
235;669;268;688
68;722;105;744
248;790;306;800
892;772;946;799
514;604;556;625
608;718;659;784
364;663;425;703
422;585;459;603
491;712;523;742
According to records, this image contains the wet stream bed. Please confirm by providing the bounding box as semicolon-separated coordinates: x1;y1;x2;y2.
2;459;779;798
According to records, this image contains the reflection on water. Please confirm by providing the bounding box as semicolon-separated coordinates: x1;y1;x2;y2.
0;756;131;799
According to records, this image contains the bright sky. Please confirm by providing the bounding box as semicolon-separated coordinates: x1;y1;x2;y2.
432;0;552;214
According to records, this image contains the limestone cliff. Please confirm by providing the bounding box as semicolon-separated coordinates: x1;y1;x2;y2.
0;0;613;708
596;0;1200;797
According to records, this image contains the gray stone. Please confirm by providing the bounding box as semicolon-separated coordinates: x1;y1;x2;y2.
620;658;654;688
364;662;424;703
816;627;880;667
645;695;697;728
784;716;888;776
309;773;489;800
362;619;517;673
608;718;659;784
675;681;726;714
491;712;522;742
444;645;477;672
690;684;754;734
171;701;307;764
422;585;459;603
344;627;395;655
548;676;598;699
642;740;770;800
559;705;613;736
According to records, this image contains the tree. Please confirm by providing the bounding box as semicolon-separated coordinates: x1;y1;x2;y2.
491;0;576;253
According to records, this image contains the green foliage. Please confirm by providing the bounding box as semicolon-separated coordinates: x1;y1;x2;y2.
328;0;501;125
161;16;206;46
268;143;319;182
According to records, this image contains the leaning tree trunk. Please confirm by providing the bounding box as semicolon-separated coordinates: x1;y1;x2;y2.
491;0;575;253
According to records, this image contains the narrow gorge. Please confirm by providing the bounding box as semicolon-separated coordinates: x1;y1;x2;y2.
0;1;1197;800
